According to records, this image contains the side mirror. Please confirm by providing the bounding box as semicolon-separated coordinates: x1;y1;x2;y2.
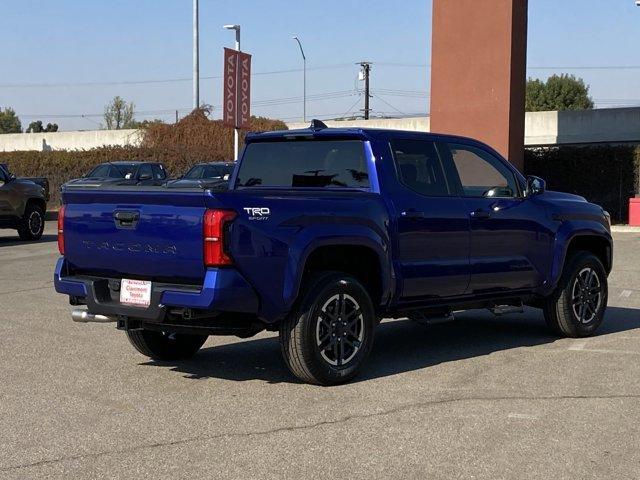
526;176;546;196
138;173;152;181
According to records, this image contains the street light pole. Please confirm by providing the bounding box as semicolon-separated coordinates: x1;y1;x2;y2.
192;0;199;109
224;24;241;161
293;36;306;123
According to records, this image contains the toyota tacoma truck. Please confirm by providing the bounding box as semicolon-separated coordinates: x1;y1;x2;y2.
0;163;48;240
54;121;612;385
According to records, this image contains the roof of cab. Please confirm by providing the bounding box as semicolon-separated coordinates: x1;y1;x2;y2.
245;121;486;146
103;161;163;165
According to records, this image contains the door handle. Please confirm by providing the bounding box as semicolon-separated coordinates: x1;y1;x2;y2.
470;209;491;219
401;210;425;219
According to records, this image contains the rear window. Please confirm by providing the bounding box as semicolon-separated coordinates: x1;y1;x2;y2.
236;140;370;189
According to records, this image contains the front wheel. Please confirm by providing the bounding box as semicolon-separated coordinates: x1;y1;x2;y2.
126;329;208;360
279;272;376;386
543;251;608;337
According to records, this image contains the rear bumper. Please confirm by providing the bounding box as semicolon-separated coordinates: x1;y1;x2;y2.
53;258;259;321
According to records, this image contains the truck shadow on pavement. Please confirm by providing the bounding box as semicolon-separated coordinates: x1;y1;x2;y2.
0;234;57;247
142;306;640;385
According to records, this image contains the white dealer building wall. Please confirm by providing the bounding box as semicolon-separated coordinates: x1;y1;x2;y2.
0;129;142;152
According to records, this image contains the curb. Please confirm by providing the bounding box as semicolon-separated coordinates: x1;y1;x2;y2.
611;225;640;233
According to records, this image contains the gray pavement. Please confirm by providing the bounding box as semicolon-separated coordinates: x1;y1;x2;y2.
1;224;639;479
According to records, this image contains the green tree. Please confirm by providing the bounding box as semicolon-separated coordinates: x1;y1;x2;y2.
26;120;58;133
526;74;594;112
103;96;137;129
0;107;22;133
127;118;165;129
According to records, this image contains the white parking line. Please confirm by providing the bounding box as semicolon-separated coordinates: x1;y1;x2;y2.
620;290;633;298
568;340;640;356
508;413;538;420
568;340;588;351
571;347;640;356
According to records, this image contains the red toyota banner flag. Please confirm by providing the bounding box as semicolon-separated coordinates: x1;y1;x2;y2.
237;51;252;129
222;48;251;129
223;48;237;128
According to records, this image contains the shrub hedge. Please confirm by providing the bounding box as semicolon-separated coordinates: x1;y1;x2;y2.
524;144;640;223
0;110;287;206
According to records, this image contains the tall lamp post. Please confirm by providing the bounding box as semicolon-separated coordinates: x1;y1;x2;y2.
193;0;199;109
223;24;241;161
293;36;306;123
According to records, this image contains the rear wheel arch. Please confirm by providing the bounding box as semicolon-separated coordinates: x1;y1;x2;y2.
25;197;46;217
299;243;387;311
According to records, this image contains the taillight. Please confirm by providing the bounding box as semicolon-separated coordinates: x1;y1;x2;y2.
203;209;236;266
57;205;65;255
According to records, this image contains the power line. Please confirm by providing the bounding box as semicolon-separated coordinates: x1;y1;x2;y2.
0;63;354;89
371;93;406;115
17;90;360;119
5;61;640;90
375;62;640;71
338;93;364;119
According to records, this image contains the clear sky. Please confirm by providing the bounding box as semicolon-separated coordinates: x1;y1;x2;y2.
1;0;639;131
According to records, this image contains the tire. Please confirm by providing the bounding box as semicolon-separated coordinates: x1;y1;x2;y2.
126;329;208;361
279;272;376;386
18;203;45;241
543;251;608;338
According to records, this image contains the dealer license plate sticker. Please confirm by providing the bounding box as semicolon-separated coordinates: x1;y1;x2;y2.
120;279;152;307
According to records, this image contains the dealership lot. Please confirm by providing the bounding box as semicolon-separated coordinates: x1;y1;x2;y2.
1;224;639;479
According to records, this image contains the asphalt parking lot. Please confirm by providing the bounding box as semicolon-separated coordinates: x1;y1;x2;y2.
1;224;639;479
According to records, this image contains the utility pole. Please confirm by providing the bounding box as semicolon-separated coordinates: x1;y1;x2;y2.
358;62;372;119
193;0;199;110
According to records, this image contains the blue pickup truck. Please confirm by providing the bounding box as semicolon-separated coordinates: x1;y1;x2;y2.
55;122;612;385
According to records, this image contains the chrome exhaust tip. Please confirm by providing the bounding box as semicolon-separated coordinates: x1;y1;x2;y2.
71;309;117;323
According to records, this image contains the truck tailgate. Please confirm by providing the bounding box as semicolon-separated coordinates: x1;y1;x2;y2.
63;188;208;283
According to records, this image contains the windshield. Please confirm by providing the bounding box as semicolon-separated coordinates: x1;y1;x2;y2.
184;164;233;180
88;163;138;179
236;140;369;189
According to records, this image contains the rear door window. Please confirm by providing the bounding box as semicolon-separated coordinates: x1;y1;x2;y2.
391;139;450;196
236;140;369;189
